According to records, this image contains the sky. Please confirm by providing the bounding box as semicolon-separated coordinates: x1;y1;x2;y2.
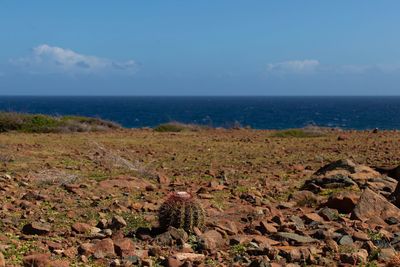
1;1;400;96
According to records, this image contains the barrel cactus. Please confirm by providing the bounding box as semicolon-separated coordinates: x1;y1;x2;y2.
158;191;205;233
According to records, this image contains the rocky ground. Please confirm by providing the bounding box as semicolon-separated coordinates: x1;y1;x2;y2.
1;129;400;266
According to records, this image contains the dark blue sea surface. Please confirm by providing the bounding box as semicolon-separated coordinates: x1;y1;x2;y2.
0;96;399;130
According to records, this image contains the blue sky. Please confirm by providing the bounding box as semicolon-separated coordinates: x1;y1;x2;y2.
1;1;400;95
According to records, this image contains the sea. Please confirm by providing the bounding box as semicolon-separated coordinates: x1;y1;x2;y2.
0;96;399;130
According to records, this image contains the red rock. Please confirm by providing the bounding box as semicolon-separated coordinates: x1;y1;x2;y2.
324;191;359;214
352;188;400;221
110;215;127;229
167;257;182;267
157;172;170;185
93;238;115;259
135;249;149;259
200;230;225;250
22;222;51;235
259;221;278;234
289;190;319;207
63;247;78;259
303;213;324;224
352;231;370;241
251;235;280;246
63;184;81;194
79;238;115;259
23;254;50;267
72;222;92;234
208;180;225;191
215;219;238;235
292;164;305;171
114;238;135;257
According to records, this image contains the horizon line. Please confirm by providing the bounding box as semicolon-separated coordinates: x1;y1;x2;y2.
1;95;400;97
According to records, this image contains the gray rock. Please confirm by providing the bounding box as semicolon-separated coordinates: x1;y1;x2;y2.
338;235;353;245
110;215;127;230
314;159;357;176
276;232;318;244
318;207;339;221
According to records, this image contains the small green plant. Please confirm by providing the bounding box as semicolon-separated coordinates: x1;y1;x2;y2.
158;191;205;233
367;230;384;241
204;258;219;267
187;234;202;251
229;244;246;256
361;262;378;267
121;212;150;234
3;233;38;265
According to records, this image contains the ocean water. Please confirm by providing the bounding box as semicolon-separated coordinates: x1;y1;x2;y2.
0;96;399;130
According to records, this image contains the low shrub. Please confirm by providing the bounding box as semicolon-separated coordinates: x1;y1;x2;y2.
154;121;207;132
0;112;121;133
271;128;325;138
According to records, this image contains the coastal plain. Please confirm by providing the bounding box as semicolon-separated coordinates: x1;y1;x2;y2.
1;129;400;266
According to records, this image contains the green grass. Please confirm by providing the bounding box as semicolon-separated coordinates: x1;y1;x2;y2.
154;121;207;132
271;129;324;138
0;112;121;133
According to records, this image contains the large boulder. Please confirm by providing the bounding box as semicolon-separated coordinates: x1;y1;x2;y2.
303;159;393;195
314;159;357;176
352;188;400;222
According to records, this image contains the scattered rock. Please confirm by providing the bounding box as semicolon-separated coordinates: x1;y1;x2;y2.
167;257;182;267
214;220;238;235
303;174;357;192
324;191;359;214
289;190;319;207
200;230;225;250
340;249;368;265
79;238;115;259
22;222;51;235
110;215;127;229
302;213;324;224
276;232;318;244
352;231;369;241
114;238;135;257
157;172;170;185
259;221;278;234
174;252;205;261
386;217;399;225
23;254;50;267
352;188;400;222
318;207;339;221
338;235;353;245
314;159;357;176
72;222;93;234
379;248;397;262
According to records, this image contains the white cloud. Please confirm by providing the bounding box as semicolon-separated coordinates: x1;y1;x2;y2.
11;44;138;75
266;59;400;76
266;59;320;75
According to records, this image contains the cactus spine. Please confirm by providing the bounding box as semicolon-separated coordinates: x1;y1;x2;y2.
158;191;205;232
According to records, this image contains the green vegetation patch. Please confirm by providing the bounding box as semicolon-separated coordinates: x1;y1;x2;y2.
154;121;208;132
0;112;121;133
271;128;325;138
